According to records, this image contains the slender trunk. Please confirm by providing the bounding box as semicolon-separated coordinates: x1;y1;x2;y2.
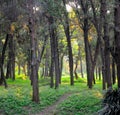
74;58;79;80
6;34;15;80
84;18;92;88
28;52;31;78
29;2;39;102
78;45;84;78
44;53;49;77
114;0;120;88
6;60;11;79
63;0;74;86
96;67;98;79
18;63;21;75
49;16;60;88
100;44;106;90
23;65;27;76
49;17;55;88
0;34;9;88
102;0;112;88
98;67;101;81
59;54;64;84
112;58;116;84
54;33;60;89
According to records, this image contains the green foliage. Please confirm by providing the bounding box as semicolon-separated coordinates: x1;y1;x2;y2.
15;74;28;80
61;76;86;84
0;77;103;115
56;89;102;115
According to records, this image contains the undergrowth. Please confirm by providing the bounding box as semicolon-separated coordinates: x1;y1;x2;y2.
0;77;103;115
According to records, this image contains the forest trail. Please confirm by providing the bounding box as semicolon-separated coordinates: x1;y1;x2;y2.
35;93;72;115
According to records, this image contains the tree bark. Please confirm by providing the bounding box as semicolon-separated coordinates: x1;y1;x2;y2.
112;58;116;84
102;0;112;88
74;57;79;80
62;0;74;86
0;34;9;88
28;1;39;103
49;16;60;88
78;45;84;78
114;1;120;88
59;54;64;84
6;33;15;80
98;67;101;81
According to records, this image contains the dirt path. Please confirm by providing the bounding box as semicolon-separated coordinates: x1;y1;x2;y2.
35;93;72;115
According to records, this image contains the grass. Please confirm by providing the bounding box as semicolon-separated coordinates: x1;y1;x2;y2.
56;89;102;115
0;76;104;115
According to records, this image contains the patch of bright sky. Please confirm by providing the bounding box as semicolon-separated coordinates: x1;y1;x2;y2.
66;2;80;12
66;4;73;12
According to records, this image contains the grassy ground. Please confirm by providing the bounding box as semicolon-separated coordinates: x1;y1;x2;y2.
0;76;103;115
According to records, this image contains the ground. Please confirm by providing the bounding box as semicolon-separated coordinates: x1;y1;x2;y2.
0;77;104;115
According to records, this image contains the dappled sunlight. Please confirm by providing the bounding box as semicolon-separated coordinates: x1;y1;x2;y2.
93;91;103;98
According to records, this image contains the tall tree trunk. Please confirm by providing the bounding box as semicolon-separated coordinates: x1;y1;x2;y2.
96;67;98;79
114;0;120;88
102;0;112;88
28;1;39;103
44;52;49;77
78;45;84;78
0;34;9;88
77;0;93;88
112;58;116;84
59;54;64;84
63;0;74;85
74;57;79;80
83;18;92;88
54;32;60;89
6;34;15;80
98;67;101;81
49;16;60;88
18;63;21;75
101;45;106;90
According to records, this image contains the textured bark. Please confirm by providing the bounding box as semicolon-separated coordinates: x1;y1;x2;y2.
49;16;60;88
102;0;112;88
59;54;64;84
28;0;39;103
74;58;79;80
63;0;74;86
89;0;110;89
18;63;21;75
78;45;84;78
6;33;15;80
84;18;92;88
112;58;116;84
76;0;93;88
96;67;98;79
49;36;54;88
114;1;120;88
0;34;9;88
44;52;49;77
98;67;101;81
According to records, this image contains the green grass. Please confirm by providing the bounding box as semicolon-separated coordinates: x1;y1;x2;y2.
0;76;104;115
56;89;102;115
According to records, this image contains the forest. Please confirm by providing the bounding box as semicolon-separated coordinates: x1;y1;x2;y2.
0;0;120;115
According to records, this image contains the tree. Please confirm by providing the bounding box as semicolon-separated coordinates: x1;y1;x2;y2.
48;16;60;88
27;0;40;103
114;0;120;88
62;0;74;86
